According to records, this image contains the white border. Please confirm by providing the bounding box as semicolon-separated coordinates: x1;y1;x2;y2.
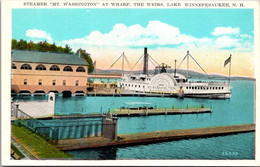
1;0;259;166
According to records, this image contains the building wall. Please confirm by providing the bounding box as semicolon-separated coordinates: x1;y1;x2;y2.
12;61;88;94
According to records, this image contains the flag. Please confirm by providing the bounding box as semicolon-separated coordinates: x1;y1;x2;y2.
224;55;231;67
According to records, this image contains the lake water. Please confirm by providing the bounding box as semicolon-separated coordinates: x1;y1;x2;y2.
13;79;255;159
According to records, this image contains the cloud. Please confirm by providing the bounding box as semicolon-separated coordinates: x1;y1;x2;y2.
60;22;252;53
211;27;240;36
26;29;53;43
61;21;196;49
214;35;239;48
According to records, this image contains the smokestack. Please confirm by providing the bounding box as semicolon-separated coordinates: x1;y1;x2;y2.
143;47;148;75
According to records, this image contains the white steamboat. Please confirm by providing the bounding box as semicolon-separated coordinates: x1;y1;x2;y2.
117;48;231;99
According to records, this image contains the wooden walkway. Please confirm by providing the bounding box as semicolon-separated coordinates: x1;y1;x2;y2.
110;107;212;117
56;124;255;150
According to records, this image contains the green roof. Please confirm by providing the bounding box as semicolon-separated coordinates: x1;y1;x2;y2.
11;50;88;66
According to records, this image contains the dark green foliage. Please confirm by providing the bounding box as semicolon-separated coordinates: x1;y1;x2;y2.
79;50;94;73
11;39;95;72
11;39;72;54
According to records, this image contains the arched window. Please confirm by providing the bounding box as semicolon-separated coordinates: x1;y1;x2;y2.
76;67;86;72
63;66;73;72
12;63;17;69
20;64;32;70
50;65;60;71
35;64;46;70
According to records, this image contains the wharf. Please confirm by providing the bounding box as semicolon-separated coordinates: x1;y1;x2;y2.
56;124;255;150
86;88;179;97
110;107;211;116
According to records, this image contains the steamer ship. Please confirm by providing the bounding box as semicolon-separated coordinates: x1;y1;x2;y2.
117;48;231;99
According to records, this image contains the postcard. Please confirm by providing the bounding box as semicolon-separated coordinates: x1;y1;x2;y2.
1;0;259;166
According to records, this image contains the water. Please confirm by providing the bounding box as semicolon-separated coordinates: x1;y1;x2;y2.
67;132;255;160
13;79;255;159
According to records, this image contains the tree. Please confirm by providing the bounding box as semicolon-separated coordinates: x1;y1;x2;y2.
49;43;58;52
78;49;94;73
16;39;27;50
11;39;18;49
64;44;72;53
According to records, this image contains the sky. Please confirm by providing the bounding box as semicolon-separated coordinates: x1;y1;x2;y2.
12;9;255;77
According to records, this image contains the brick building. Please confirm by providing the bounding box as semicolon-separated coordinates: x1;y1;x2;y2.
11;50;89;96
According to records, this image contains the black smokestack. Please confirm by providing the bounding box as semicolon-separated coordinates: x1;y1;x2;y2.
143;47;148;75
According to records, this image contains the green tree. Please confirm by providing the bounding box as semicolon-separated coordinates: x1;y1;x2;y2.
11;39;18;49
16;39;27;50
78;49;94;73
64;44;72;53
49;43;58;52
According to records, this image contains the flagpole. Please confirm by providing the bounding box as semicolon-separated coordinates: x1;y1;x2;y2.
229;54;232;83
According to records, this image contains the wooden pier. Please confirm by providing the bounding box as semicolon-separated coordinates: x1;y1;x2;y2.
56;124;255;150
110;107;212;117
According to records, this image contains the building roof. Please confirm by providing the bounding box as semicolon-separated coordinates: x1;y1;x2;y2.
11;50;88;66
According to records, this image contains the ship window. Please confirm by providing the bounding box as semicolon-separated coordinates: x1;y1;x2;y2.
222;87;224;89
195;87;197;90
207;87;208;90
186;87;188;89
212;87;214;90
36;64;46;71
50;65;60;71
139;85;140;88
219;87;221;89
135;85;137;87
132;84;133;87
192;87;194;90
143;85;145;88
20;64;32;70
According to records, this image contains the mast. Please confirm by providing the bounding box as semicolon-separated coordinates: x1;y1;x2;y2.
174;59;177;77
122;52;125;74
187;51;189;78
